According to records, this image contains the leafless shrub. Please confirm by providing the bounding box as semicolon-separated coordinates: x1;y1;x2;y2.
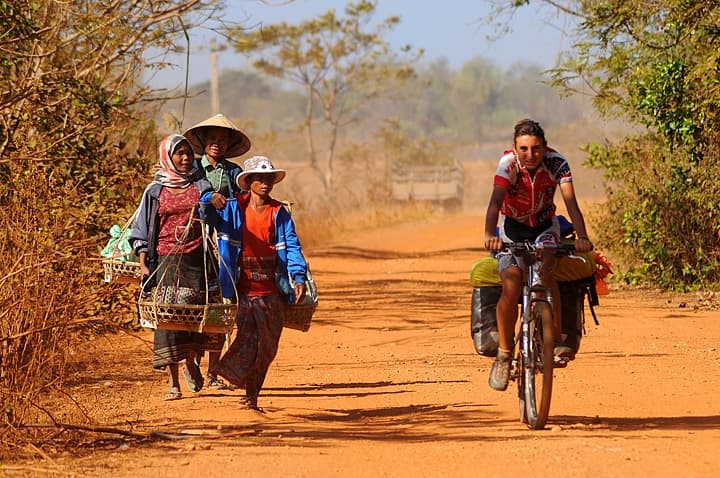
0;0;224;460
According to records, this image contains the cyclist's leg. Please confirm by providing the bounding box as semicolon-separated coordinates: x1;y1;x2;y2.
497;265;522;353
538;253;561;341
535;219;573;361
489;256;522;391
540;264;574;360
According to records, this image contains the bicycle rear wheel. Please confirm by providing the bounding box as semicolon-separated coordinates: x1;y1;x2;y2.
522;301;555;429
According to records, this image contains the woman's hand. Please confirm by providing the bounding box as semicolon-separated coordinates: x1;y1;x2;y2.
210;191;227;210
293;282;307;305
138;252;150;280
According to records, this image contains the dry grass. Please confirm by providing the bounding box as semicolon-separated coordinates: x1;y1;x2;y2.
296;201;438;249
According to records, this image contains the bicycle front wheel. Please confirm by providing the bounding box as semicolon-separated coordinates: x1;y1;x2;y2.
522;301;555;429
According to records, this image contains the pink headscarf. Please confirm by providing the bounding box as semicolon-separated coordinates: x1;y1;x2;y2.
152;134;198;188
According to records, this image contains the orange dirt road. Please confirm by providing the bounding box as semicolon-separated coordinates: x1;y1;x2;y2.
13;213;720;478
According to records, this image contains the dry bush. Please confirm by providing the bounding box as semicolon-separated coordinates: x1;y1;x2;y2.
0;0;225;460
0;164;111;460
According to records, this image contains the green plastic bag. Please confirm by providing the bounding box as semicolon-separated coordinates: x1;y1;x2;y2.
100;224;136;261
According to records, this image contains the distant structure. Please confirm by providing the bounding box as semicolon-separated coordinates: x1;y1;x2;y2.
391;160;464;210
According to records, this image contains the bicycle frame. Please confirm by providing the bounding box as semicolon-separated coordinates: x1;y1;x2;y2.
504;241;575;429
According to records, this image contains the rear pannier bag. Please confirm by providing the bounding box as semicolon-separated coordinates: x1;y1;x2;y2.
470;285;502;357
470;262;599;358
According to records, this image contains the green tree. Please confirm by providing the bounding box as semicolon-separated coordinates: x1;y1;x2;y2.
226;0;420;192
491;0;720;289
449;57;503;143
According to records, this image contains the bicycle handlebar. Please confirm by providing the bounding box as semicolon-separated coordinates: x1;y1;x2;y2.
501;241;588;263
502;241;576;252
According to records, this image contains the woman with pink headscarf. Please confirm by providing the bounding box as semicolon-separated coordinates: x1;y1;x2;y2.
129;134;215;401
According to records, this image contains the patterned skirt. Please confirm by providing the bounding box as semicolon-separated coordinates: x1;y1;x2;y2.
152;252;206;369
214;294;284;394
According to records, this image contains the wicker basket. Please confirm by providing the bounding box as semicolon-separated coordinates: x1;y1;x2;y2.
282;302;317;332
137;299;236;334
102;259;141;284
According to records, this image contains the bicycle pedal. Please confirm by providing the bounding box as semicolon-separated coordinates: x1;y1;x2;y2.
553;356;570;368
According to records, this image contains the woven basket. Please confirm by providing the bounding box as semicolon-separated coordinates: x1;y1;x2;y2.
137;299;236;334
102;259;141;284
282;302;317;332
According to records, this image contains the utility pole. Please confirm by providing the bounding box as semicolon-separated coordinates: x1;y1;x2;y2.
210;37;220;114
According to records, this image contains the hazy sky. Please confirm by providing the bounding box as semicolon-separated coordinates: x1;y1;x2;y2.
147;0;575;89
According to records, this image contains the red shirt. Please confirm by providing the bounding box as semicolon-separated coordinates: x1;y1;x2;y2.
493;147;573;227
157;187;202;255
238;198;278;296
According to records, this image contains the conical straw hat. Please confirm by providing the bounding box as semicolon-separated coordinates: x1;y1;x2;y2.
183;113;251;158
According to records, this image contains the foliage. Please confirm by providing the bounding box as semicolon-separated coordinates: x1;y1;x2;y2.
585;136;720;289
499;0;720;289
172;55;591;153
355;55;586;144
162;68;307;134
225;0;421;192
0;0;221;459
379;118;454;168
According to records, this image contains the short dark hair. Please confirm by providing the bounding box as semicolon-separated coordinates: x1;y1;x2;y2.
513;118;546;145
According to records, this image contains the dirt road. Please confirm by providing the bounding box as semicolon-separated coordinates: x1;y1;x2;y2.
10;213;720;478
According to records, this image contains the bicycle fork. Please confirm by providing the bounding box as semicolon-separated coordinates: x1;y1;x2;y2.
518;266;552;372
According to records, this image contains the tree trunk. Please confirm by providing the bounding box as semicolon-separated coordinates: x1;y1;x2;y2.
325;120;339;193
304;84;328;192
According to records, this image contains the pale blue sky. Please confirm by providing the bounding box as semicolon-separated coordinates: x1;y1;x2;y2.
148;0;575;89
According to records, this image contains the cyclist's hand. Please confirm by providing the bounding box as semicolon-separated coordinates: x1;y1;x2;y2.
484;235;503;252
575;237;593;253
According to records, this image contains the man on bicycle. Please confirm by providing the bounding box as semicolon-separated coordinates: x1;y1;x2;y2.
483;118;593;391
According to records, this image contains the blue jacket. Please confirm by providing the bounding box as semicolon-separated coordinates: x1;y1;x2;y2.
129;180;215;266
206;194;307;302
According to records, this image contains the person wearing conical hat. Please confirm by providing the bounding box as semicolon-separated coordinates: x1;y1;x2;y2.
184;113;251;210
184;113;252;391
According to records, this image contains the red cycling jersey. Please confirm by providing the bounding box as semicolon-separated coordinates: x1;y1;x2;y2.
493;147;573;227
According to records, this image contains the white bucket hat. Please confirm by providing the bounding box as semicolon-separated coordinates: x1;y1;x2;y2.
237;156;286;191
183;113;251;158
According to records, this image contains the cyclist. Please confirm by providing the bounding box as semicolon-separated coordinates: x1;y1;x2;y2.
483;118;593;391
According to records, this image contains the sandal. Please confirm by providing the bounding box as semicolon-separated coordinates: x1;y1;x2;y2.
163;387;182;401
207;377;229;390
182;365;204;393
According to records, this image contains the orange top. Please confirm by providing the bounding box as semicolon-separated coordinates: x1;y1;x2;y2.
238;203;278;296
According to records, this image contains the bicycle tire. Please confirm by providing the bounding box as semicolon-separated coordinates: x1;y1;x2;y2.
522;301;555;429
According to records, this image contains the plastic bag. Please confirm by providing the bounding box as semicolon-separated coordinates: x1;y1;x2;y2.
100;224;136;261
470;257;501;287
